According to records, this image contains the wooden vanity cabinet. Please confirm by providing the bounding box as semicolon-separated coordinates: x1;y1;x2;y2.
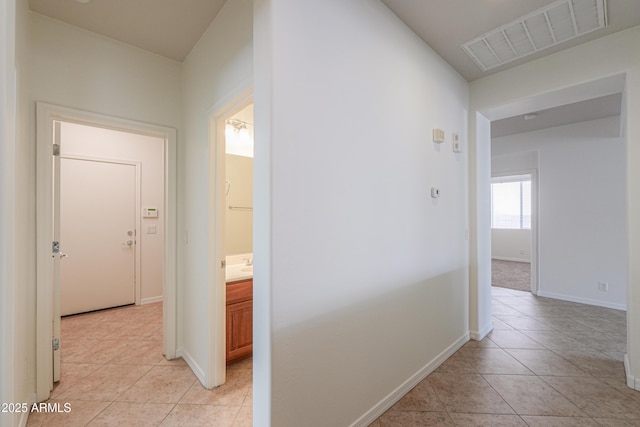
226;278;253;364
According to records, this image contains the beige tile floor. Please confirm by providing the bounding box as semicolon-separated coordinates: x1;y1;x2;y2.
26;302;252;427
372;287;639;426
28;289;638;426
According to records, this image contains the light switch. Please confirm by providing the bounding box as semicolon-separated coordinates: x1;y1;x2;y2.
452;132;462;152
431;187;441;198
146;225;157;234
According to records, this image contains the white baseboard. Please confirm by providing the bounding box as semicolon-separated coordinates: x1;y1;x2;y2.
18;411;29;427
624;354;640;391
141;296;163;305
18;393;36;427
470;320;494;341
536;290;626;311
177;347;207;388
350;332;469;427
492;257;531;263
19;411;29;427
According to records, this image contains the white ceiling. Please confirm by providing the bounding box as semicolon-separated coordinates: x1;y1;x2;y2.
491;93;622;138
28;0;227;62
30;1;640;75
28;0;637;134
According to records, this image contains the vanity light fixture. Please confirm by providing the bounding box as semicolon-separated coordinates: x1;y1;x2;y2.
226;119;252;133
225;119;254;158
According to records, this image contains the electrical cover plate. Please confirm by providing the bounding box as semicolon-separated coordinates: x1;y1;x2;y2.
452;132;462;152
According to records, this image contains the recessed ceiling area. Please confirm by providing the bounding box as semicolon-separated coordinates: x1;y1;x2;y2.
491;92;622;138
28;0;227;62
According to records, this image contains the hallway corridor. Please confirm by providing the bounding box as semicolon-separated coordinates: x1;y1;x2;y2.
373;287;637;426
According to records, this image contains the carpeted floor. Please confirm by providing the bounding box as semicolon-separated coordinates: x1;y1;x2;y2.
492;259;531;292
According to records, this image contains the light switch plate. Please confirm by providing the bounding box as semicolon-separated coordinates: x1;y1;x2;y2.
452;132;462;152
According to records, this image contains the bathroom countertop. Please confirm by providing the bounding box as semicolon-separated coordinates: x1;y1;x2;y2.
226;263;253;282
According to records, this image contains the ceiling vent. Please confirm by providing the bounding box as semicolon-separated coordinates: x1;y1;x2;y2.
462;0;607;71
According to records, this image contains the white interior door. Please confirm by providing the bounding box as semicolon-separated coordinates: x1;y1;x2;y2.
60;157;137;316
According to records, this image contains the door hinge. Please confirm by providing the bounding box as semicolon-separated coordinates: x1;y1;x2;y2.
52;338;60;351
220;260;226;269
52;241;60;254
53;143;60;156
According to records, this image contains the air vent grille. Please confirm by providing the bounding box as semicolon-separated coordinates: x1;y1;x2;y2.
462;0;606;71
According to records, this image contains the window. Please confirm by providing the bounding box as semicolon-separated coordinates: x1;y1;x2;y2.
491;176;531;229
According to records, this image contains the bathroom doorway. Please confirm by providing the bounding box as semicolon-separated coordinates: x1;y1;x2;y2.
209;89;253;388
224;102;255;366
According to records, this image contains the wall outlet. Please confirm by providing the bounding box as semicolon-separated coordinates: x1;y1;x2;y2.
519;249;524;255
598;281;609;292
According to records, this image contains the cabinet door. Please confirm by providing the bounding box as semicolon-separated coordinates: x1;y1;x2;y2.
226;299;253;363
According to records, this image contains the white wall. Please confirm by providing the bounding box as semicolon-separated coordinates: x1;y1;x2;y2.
256;0;469;425
29;13;182;128
60;121;166;303
0;1;15;421
470;25;640;391
491;229;531;262
1;0;27;425
179;0;252;386
226;154;253;256
1;0;34;426
493;117;626;309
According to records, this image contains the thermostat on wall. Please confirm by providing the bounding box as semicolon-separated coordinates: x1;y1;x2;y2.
432;128;445;143
143;207;158;218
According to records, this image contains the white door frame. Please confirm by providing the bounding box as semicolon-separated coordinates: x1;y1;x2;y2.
35;102;178;401
207;87;253;388
490;169;539;294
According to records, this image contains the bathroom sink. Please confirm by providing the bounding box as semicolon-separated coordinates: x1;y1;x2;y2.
225;256;254;281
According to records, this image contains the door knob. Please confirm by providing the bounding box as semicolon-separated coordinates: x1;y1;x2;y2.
123;240;133;246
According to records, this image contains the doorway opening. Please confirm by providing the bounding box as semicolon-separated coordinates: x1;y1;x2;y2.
490;173;536;294
224;102;254;367
473;75;629;377
208;89;253;388
36;103;178;401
